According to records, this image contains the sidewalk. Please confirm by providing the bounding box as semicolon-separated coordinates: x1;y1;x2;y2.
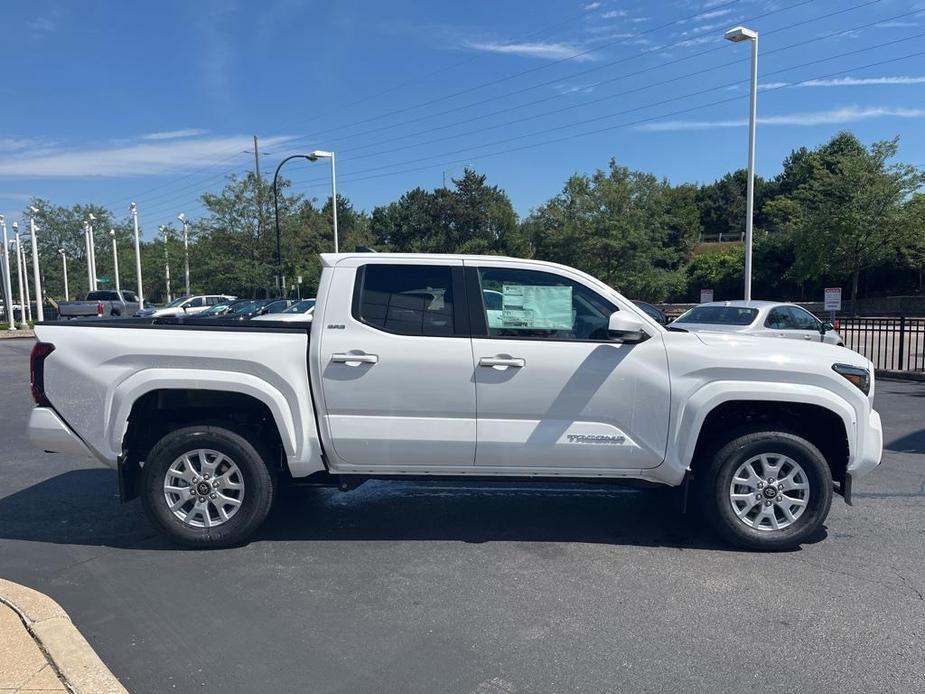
0;580;125;694
0;329;34;339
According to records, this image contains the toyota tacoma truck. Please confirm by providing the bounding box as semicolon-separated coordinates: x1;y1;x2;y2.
27;253;883;550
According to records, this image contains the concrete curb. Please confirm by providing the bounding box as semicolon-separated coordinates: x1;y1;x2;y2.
876;369;925;382
0;330;35;339
0;579;126;694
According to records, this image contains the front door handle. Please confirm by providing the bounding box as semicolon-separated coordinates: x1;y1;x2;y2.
479;356;525;368
802;335;813;340
331;352;379;365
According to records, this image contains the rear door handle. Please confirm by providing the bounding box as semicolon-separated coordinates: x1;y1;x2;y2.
479;356;525;368
802;335;813;340
331;352;379;365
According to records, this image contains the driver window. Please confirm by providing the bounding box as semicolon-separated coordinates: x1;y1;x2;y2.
477;267;614;340
765;307;793;330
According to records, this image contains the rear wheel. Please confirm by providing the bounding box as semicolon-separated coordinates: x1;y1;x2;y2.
697;430;832;551
140;425;276;548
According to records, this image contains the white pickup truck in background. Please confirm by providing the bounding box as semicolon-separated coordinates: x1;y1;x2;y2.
27;253;883;550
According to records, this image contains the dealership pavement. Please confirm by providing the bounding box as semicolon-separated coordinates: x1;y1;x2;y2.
0;337;923;693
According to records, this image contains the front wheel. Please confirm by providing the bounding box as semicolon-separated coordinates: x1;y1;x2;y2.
140;424;276;548
697;430;833;551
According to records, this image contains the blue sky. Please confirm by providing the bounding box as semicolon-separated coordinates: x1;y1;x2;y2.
2;0;924;237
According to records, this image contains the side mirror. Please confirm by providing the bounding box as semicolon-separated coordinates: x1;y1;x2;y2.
181;304;188;312
821;321;834;333
609;312;649;343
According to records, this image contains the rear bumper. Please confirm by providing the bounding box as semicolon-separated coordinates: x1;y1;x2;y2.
849;408;883;481
27;407;97;462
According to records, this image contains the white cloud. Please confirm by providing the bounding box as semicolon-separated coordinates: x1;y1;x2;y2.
554;83;596;96
875;21;918;29
796;76;925;88
140;129;210;140
463;40;595;61
583;2;601;10
601;10;628;18
637;105;925;131
695;8;733;20
677;35;716;47
0;134;296;178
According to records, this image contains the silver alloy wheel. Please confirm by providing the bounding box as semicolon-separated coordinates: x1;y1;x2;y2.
729;453;810;531
163;449;245;529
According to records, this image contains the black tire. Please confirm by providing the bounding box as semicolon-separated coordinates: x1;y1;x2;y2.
696;429;833;551
140;424;276;549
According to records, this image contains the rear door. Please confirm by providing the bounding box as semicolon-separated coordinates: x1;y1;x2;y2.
467;262;670;471
316;259;476;470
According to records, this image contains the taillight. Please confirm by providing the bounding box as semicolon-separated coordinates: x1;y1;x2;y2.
30;342;55;406
97;302;104;316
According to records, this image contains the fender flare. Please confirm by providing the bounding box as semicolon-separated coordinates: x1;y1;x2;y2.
672;380;858;470
108;369;300;460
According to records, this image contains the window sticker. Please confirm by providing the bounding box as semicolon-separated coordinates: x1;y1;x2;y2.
500;284;572;329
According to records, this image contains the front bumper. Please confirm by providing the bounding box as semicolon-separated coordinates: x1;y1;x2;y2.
27;407;95;461
849;408;883;481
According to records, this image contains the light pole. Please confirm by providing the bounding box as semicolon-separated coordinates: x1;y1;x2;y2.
308;150;339;253
160;225;172;303
87;213;98;291
14;223;31;324
58;249;69;301
28;207;44;322
0;215;14;330
130;202;144;305
82;221;92;291
725;25;758;302
177;213;190;296
109;230;120;293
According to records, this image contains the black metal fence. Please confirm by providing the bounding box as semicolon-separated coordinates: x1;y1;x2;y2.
838;317;925;372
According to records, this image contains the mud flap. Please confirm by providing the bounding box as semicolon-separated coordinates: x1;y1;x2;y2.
118;455;140;502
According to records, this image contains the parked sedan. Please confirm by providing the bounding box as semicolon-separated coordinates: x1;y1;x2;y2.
673;300;843;345
194;298;291;321
251;299;315;322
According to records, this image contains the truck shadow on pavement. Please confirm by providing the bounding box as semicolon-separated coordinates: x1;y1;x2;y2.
0;469;827;551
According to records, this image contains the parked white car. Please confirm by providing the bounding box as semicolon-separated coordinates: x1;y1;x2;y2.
27;254;880;551
673;301;844;346
145;294;236;318
251;299;315;322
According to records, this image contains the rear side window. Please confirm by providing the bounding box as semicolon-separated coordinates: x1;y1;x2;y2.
355;264;455;336
87;291;119;301
122;291;137;302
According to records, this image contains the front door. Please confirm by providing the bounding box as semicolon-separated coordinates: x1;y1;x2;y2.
317;260;476;469
468;263;670;471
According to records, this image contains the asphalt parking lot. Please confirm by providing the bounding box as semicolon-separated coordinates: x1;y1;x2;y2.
1;337;923;693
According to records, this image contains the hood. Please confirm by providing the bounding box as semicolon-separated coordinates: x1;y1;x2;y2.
691;330;871;369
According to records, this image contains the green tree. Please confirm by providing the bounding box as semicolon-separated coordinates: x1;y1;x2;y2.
791;133;925;305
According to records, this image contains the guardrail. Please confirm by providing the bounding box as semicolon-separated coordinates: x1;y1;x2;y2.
838;317;925;372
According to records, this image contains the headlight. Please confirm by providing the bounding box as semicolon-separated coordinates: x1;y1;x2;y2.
832;363;871;395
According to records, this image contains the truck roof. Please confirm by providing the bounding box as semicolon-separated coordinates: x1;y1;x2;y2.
320;252;571;271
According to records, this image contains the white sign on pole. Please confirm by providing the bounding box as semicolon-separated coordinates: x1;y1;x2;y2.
700;289;714;304
297;275;302;285
824;287;842;312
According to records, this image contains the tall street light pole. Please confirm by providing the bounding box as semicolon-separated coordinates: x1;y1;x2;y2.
81;222;90;292
12;227;26;327
109;230;121;293
28;207;44;322
160;225;172;303
725;25;758;302
177;213;190;296
0;215;15;331
87;213;98;291
58;249;69;301
308;150;339;253
15;224;32;323
272;154;313;296
130;202;144;305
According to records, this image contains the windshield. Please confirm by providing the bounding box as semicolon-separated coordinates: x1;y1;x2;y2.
675;306;759;326
164;296;190;308
283;300;315;314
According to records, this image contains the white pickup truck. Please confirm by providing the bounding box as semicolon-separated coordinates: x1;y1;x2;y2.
27;253;883;550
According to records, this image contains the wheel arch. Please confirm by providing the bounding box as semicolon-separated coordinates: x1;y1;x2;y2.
682;391;852;492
